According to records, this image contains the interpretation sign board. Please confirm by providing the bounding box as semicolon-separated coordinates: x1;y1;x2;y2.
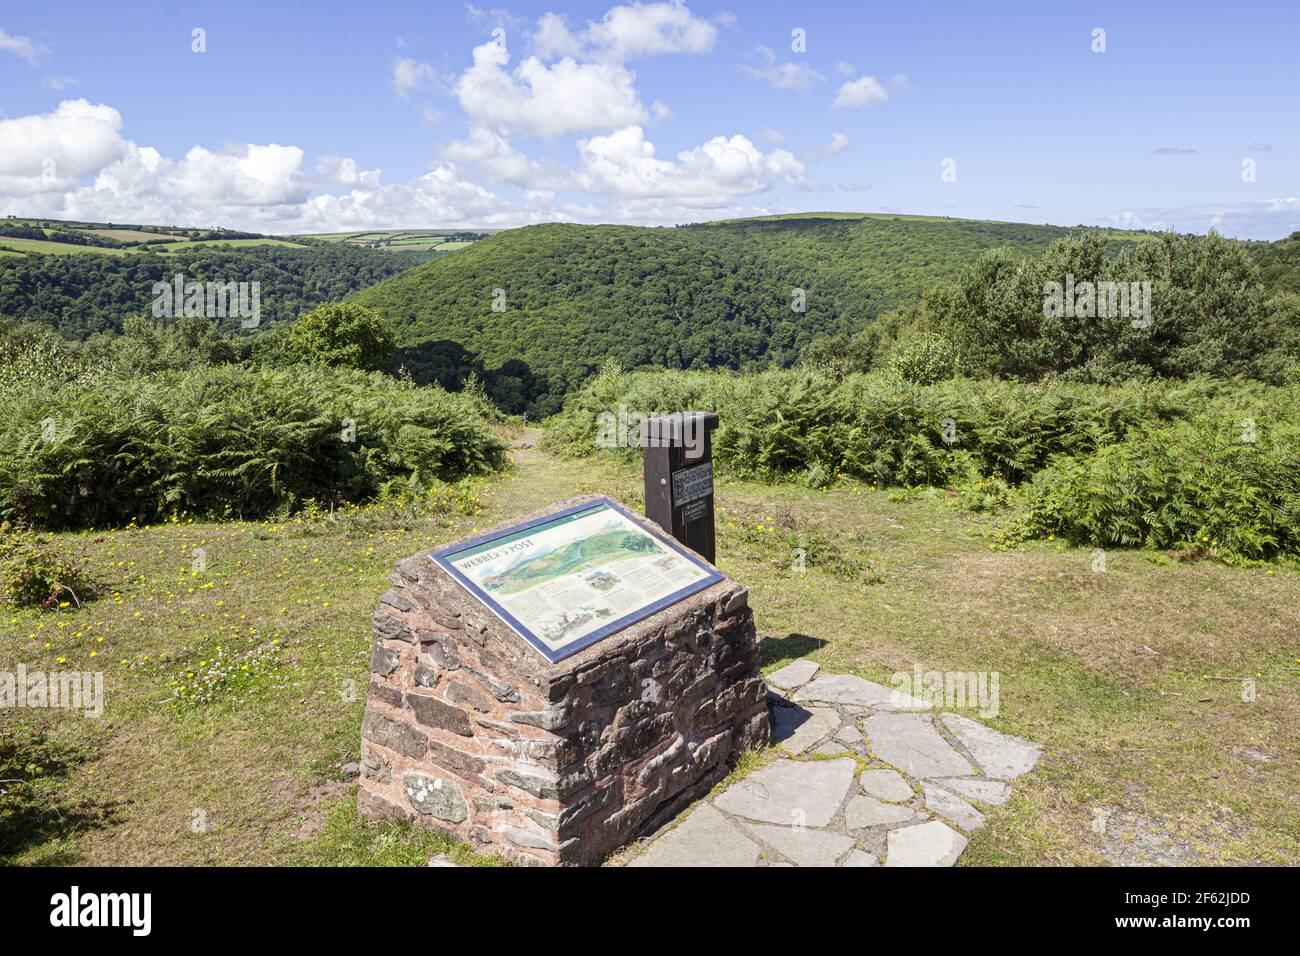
429;497;723;662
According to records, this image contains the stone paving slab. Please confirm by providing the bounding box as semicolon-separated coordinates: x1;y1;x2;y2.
623;661;1043;868
922;782;986;832
793;673;896;708
940;712;1043;781
771;703;840;755
859;768;914;803
767;659;820;691
864;713;975;779
844;793;915;829
742;822;857;866
935;777;1012;806
884;820;968;867
628;804;761;867
713;757;856;827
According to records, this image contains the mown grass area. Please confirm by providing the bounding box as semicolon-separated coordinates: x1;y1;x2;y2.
3;433;1297;865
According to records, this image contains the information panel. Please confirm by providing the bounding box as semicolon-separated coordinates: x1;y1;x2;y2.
430;498;723;662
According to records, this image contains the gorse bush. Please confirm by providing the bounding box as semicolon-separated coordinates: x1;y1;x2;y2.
0;364;506;529
547;365;1298;560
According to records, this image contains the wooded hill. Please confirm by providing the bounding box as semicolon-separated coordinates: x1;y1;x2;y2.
353;215;1164;414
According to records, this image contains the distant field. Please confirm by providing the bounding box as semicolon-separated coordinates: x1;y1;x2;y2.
86;228;184;243
0;217;340;258
0;238;134;257
295;228;494;253
156;238;308;252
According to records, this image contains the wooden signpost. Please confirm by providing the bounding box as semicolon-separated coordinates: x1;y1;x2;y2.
640;412;719;564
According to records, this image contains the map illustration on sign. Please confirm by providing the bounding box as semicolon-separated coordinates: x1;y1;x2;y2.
430;498;723;662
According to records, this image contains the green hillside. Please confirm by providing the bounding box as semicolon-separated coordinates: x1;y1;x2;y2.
353;216;1157;415
0;243;430;338
1254;231;1300;295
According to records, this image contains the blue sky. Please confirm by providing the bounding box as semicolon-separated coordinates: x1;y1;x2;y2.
1;0;1296;237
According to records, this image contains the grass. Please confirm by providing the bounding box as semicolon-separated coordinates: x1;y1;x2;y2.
3;431;1296;866
0;238;135;257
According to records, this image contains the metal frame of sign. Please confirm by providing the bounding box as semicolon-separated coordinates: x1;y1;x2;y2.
428;496;724;664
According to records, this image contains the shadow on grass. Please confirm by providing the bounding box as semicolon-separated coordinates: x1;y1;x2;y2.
759;632;827;669
0;719;118;864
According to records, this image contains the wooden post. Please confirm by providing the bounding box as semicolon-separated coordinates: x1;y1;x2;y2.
641;411;719;564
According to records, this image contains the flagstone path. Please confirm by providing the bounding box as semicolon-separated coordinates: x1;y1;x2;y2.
625;660;1043;867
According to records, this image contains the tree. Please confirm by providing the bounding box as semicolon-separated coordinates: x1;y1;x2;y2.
279;301;396;371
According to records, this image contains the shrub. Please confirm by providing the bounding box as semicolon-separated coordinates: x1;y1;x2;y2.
1016;405;1300;560
546;365;1298;559
0;523;97;608
269;301;396;371
923;232;1294;383
886;333;959;385
0;364;506;529
0;322;99;394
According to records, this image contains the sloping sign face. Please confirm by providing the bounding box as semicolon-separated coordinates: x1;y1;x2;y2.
430;497;723;663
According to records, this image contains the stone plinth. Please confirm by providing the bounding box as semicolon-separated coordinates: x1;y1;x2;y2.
356;495;770;866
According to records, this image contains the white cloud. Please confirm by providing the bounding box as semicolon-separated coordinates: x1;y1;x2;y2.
1106;198;1300;240
758;127;784;145
287;164;557;231
42;75;78;91
438;126;574;188
532;2;717;62
835;61;855;77
586;1;717;60
0;99;565;231
315;154;381;187
0;99;127;186
0;75;819;232
809;132;850;158
577;125;805;207
0;27;47;63
391;57;446;99
454;39;646;137
741;46;823;90
170;144;308;207
834;75;888;109
532;12;583;59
